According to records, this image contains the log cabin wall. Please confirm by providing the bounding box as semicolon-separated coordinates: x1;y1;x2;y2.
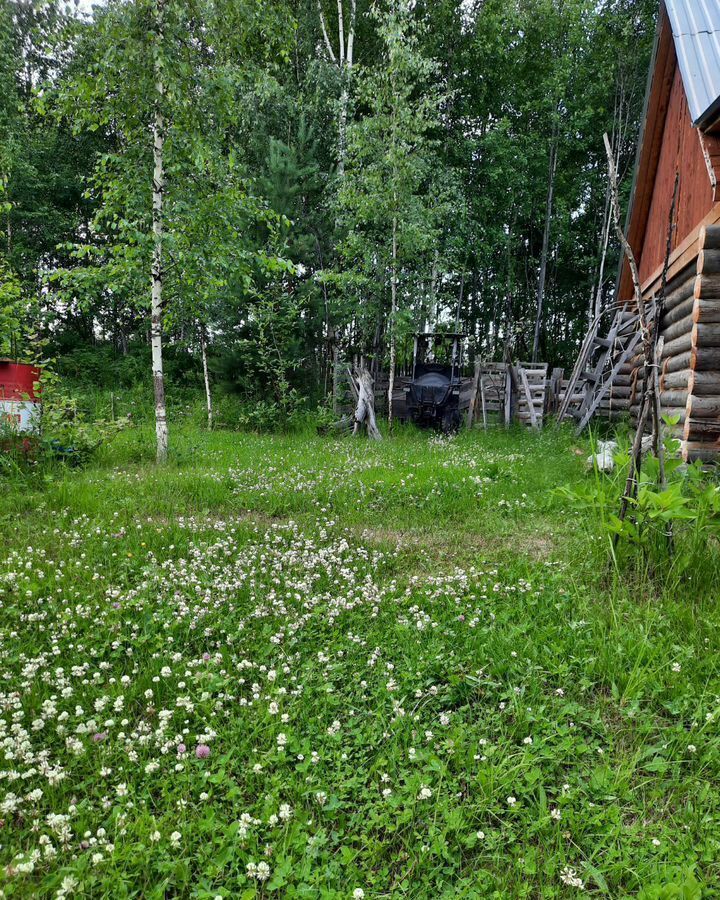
606;228;720;462
610;8;720;461
683;225;720;461
637;63;715;285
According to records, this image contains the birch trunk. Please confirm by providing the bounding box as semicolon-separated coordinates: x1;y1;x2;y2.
317;0;356;178
200;325;213;430
387;213;398;429
151;0;168;464
532;131;557;362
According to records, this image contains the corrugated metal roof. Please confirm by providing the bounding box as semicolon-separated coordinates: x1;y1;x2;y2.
665;0;720;128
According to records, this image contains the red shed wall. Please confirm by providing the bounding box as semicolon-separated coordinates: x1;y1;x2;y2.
638;62;714;284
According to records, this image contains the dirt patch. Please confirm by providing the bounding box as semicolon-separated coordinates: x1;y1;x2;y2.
354;523;557;566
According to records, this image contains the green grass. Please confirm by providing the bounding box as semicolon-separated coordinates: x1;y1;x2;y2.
0;423;718;898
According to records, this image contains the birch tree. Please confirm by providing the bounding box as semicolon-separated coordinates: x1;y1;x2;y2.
337;0;446;425
317;0;358;177
56;0;291;459
150;0;168;461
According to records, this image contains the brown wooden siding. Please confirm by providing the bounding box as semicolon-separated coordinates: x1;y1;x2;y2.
637;64;715;285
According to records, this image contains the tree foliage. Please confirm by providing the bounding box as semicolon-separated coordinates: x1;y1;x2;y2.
0;0;657;431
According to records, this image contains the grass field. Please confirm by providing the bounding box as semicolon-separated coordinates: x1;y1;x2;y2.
0;424;718;898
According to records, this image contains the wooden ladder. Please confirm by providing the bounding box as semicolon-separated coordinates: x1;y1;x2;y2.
558;307;647;434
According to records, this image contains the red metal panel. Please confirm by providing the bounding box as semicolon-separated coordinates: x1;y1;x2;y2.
638;64;715;284
0;362;41;401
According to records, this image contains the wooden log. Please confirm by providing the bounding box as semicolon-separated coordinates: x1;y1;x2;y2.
662;274;695;313
685;395;720;419
699;223;720;251
683;442;720;462
693;274;720;299
698;249;720;275
662;295;695;328
692;301;720;324
662;331;692;359
664;350;692;374
687;371;720;395
685;420;720;439
691;346;720;370
661;312;694;344
693;322;720;347
660;369;690;391
657;406;687;423
659;389;688;408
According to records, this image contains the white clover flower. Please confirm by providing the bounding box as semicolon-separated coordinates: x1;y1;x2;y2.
506;796;517;807
418;785;433;800
560;867;585;890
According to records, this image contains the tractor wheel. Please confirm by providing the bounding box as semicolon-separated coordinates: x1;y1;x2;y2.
441;410;460;434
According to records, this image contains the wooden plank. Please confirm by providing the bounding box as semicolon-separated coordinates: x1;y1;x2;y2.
634;202;720;300
516;366;538;429
480;376;487;429
618;12;676;300
504;371;512;426
466;358;481;430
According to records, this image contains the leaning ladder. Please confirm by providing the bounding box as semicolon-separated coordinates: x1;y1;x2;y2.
558;307;647;434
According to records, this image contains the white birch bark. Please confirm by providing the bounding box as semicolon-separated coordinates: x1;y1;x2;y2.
200;325;213;430
151;0;169;464
387;212;397;429
317;0;356;178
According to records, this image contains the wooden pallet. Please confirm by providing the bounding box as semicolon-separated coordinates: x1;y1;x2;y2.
513;362;548;429
466;362;512;428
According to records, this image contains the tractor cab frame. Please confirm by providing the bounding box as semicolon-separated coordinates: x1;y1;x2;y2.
405;332;466;431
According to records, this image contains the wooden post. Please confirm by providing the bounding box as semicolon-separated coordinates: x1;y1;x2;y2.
504;367;512;426
466;358;481;429
517;365;539;429
480;376;487;429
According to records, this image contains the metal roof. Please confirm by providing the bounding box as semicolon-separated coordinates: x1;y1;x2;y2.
665;0;720;128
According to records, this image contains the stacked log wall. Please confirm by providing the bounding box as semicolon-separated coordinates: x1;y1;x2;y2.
683;226;720;461
603;224;720;461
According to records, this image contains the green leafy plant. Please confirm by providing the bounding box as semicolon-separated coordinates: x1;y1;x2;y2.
37;368;131;464
558;433;720;584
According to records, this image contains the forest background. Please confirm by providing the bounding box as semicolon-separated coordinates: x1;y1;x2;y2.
1;0;658;438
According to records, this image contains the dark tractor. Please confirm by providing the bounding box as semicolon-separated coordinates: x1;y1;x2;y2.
405;332;465;432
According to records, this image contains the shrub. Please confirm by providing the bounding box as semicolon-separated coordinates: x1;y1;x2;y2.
557;431;720;587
